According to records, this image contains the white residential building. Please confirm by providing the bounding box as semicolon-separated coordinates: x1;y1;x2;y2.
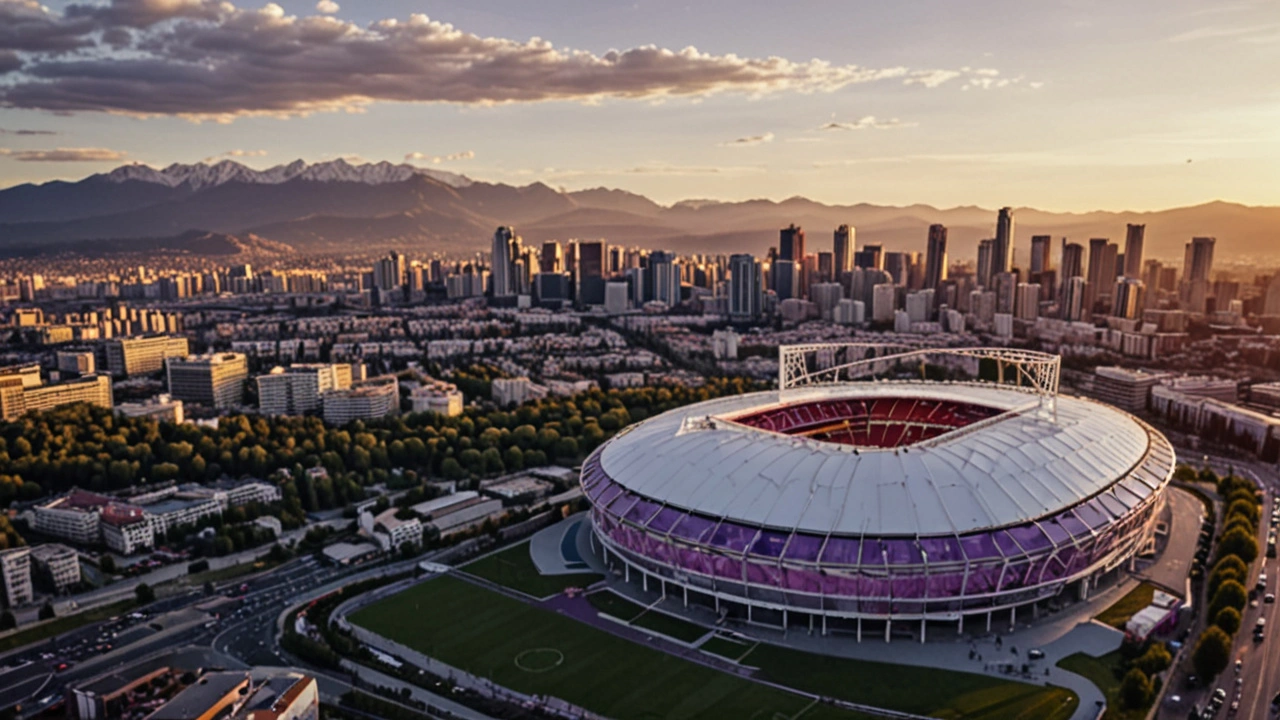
322;375;399;425
29;543;80;594
0;548;32;608
256;363;353;416
409;379;464;417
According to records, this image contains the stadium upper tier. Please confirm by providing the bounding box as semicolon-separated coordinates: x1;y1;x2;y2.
590;383;1168;538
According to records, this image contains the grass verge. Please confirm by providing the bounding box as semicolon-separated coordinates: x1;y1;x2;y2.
1057;651;1148;720
1095;583;1156;629
0;599;136;654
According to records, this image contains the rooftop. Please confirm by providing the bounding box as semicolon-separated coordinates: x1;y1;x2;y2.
596;382;1174;537
148;671;249;720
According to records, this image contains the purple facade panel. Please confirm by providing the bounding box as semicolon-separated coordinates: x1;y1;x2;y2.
783;534;824;562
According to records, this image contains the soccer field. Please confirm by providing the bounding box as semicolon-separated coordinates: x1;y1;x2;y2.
350;574;1076;720
351;575;872;720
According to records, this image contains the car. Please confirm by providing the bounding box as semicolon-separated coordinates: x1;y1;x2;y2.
1028;648;1045;660
1268;594;1276;604
1237;677;1244;687
1252;599;1259;608
1216;688;1229;701
1236;659;1243;673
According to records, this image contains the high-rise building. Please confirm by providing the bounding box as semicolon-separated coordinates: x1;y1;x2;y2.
1265;274;1280;316
1060;241;1084;281
976;239;994;288
854;244;883;270
649;251;681;306
105;335;190;377
1112;278;1145;319
1086;238;1118;312
993;207;1015;278
817;252;834;284
1181;236;1215;313
883;252;911;286
1030;235;1052;274
833;225;854;277
166;353;248;409
1123;224;1145;279
872;283;898;323
780;224;805;262
729;254;763;321
575;240;607;305
373;251;405;291
256;364;353;416
812;283;844;321
1062;276;1088;322
1183;236;1216;284
1015;283;1041;321
774;260;800;301
490;226;519;297
924;224;948;290
540;240;563;274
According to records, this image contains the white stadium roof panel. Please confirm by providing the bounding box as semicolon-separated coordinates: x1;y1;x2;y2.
597;383;1169;537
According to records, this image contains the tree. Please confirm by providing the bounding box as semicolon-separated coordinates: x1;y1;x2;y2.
1218;526;1260;564
1173;465;1197;484
1225;498;1259;526
0;610;14;631
1215;606;1242;635
1209;555;1249;598
1133;642;1172;676
99;554;116;574
38;602;55;621
1193;627;1233;680
135;582;155;605
1120;667;1153;709
1209;580;1249;620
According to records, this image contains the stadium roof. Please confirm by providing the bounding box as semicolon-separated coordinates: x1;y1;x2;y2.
597;383;1172;537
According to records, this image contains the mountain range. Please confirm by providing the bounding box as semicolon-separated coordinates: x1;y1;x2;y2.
1;159;1277;263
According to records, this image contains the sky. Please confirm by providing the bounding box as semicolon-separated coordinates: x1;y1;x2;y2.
0;0;1277;210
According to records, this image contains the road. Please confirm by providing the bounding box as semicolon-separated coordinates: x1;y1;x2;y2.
1163;447;1280;719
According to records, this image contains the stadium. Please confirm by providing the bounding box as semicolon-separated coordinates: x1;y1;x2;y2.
581;345;1176;641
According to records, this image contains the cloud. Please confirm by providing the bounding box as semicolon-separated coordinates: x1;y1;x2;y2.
0;0;985;120
0;146;128;162
0;50;20;74
405;150;475;163
719;132;774;147
0;128;56;136
315;0;339;14
201;148;267;161
820;116;915;131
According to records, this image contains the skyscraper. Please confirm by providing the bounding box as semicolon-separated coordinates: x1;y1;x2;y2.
575;240;607;305
1183;236;1216;284
373;251;405;291
924;224;948;290
1060;240;1084;281
1062;276;1087;322
1030;235;1052;274
854;244;883;270
1086;238;1118;313
729;254;763;321
780;224;805;262
833;225;854;277
1181;236;1216;313
649;251;680;306
540;240;563;274
817;252;834;283
1123;224;1145;279
992;207;1015;278
1112;278;1145;319
976;239;994;288
490;226;519;297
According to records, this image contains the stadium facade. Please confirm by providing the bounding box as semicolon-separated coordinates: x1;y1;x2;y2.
582;346;1175;641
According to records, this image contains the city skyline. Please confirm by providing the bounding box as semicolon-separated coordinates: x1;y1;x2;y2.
0;0;1277;211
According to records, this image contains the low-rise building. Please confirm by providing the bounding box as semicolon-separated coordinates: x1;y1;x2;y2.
409;378;464;416
1091;366;1172;413
0;364;113;421
321;375;399;425
360;508;422;552
29;543;80;594
116;394;185;424
34;490;106;546
143;496;222;536
100;504;154;555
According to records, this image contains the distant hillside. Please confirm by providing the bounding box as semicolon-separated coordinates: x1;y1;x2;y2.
1;160;1277;261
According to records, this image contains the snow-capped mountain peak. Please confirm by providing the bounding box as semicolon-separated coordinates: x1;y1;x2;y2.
96;159;471;190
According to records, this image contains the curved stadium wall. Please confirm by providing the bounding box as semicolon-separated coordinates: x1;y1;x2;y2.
580;346;1175;631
